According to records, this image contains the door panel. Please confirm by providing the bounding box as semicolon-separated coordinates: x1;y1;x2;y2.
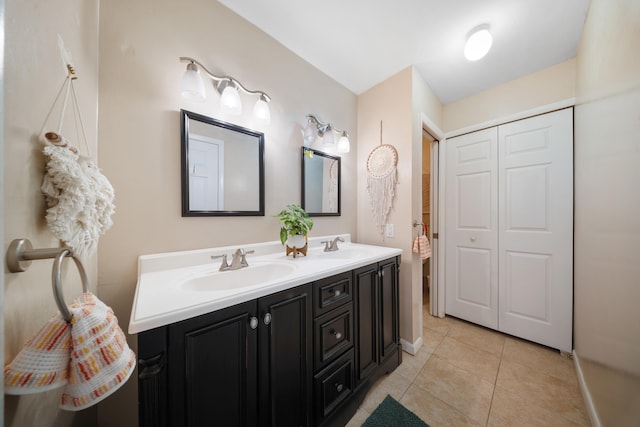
445;128;499;329
498;108;573;352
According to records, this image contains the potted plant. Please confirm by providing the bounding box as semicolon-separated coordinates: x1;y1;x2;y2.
275;204;313;256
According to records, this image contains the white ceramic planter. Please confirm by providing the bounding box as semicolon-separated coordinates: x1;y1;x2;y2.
286;234;307;249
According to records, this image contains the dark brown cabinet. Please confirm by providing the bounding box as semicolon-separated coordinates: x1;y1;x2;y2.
138;284;312;427
137;256;400;427
354;258;400;386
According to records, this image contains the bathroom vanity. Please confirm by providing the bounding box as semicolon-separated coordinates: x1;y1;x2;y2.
130;235;402;427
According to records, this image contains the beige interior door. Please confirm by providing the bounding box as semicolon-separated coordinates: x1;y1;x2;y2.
445;128;499;329
498;108;573;352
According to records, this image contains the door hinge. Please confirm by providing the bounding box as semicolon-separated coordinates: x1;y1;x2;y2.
432;232;439;239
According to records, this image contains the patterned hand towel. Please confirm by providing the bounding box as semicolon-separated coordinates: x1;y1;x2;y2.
60;292;136;411
4;292;136;411
412;235;432;260
4;314;71;394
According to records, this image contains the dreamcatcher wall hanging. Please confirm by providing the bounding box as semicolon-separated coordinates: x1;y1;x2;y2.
366;121;399;237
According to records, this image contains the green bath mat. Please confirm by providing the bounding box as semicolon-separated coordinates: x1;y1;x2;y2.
362;395;429;427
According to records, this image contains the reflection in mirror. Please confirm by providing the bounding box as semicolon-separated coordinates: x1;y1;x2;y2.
181;110;264;216
301;147;340;216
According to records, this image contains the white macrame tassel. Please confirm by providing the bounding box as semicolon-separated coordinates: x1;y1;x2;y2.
366;168;398;236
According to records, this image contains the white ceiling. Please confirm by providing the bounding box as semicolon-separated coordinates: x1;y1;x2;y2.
218;0;590;105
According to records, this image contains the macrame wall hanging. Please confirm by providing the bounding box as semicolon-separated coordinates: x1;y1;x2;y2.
39;62;115;258
366;121;399;237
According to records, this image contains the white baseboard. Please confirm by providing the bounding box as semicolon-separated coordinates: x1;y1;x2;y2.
573;350;602;427
400;336;423;355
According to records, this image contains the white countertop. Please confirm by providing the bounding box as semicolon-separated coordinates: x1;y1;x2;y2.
128;234;402;334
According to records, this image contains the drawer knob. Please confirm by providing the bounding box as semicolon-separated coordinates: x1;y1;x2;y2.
331;329;342;340
249;317;258;330
263;313;272;325
331;289;341;297
335;383;344;392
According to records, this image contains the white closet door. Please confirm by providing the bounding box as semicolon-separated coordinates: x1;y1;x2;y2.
498;108;573;352
445;128;499;329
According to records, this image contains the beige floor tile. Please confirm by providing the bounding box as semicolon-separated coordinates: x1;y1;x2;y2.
344;407;370;427
395;348;432;382
496;359;589;425
359;370;412;414
414;354;494;424
447;318;506;357
487;385;589;427
423;312;453;335
434;336;501;383
422;326;446;353
502;336;577;385
400;384;483;427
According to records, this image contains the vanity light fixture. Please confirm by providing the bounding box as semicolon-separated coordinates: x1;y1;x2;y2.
464;25;493;61
180;56;271;125
303;114;350;154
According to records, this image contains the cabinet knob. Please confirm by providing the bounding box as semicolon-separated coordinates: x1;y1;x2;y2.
263;313;272;326
249;317;258;330
331;289;341;297
470;237;476;242
335;383;344;392
331;329;342;340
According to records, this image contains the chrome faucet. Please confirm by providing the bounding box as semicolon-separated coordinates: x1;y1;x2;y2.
321;236;345;252
211;248;255;271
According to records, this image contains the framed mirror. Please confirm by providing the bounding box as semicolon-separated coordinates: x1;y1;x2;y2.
181;110;264;216
301;147;341;216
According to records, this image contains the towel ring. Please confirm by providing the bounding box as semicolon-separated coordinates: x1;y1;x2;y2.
52;249;90;322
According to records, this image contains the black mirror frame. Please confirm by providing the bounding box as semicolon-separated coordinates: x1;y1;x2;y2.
180;109;265;216
301;147;341;217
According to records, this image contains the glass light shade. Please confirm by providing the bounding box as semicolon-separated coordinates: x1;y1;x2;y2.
181;64;206;101
464;28;493;61
337;133;350;153
322;129;335;146
220;83;242;115
303;121;318;146
253;96;271;125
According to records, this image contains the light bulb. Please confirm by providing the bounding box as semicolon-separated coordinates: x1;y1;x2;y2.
181;63;206;101
253;95;271;125
303;120;318;146
337;132;350;153
464;27;493;61
220;82;242;115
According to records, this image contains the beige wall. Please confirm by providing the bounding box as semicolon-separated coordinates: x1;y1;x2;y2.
444;59;576;132
573;0;640;424
3;0;99;426
97;0;357;425
357;67;443;348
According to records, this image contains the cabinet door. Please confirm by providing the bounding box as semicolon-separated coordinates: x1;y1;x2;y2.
168;301;258;427
354;263;379;383
259;284;313;427
379;258;399;361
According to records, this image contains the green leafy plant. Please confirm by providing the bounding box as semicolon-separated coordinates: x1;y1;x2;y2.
275;204;314;245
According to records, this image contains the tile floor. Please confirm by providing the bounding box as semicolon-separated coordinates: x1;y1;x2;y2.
346;304;590;427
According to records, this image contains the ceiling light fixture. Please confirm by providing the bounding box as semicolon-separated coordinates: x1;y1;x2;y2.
180;56;271;125
303;114;350;154
464;25;493;61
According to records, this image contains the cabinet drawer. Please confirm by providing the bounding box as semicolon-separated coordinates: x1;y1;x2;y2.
314;304;353;370
314;271;352;316
314;350;354;425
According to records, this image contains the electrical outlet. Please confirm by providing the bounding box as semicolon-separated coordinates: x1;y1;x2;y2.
385;223;394;238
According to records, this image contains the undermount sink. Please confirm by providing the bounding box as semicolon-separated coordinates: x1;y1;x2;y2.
180;262;297;292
